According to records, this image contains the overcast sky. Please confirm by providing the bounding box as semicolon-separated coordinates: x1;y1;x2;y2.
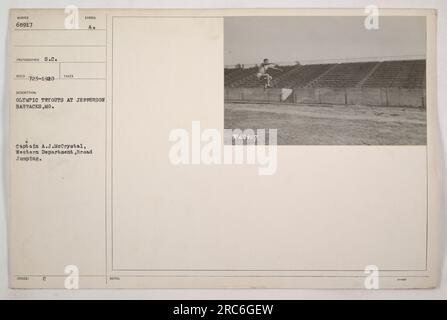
224;16;426;66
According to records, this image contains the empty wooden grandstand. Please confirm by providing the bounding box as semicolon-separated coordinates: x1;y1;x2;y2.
224;59;426;90
233;65;296;88
274;64;336;88
363;60;426;89
309;62;378;88
224;67;258;87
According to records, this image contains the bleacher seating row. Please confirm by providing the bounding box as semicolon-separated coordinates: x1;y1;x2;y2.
312;62;377;88
363;60;426;89
224;60;426;89
274;64;335;88
233;65;296;88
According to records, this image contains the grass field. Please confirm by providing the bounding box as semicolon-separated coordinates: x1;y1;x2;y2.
224;102;427;145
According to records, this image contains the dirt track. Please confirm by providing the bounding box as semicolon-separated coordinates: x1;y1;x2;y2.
224;102;427;145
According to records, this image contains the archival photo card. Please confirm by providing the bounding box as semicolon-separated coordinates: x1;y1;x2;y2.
7;8;438;289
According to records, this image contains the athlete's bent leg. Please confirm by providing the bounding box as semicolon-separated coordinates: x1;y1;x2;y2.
266;74;273;87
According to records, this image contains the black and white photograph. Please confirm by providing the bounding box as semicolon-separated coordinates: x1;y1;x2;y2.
224;16;427;145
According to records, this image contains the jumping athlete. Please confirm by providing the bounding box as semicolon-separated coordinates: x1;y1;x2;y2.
256;58;282;88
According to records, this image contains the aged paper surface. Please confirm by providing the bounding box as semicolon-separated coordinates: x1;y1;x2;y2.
7;9;439;288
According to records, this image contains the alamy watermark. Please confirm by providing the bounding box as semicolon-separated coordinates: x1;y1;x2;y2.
364;5;380;30
64;264;79;289
169;121;278;175
64;5;79;30
364;265;380;289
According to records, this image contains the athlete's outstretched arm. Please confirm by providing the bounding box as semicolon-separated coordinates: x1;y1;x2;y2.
269;64;282;71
